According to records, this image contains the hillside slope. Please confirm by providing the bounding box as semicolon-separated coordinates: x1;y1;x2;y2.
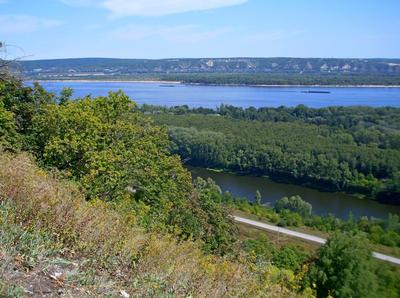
0;153;297;297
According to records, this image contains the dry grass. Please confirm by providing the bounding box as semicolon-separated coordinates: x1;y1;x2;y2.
0;152;302;297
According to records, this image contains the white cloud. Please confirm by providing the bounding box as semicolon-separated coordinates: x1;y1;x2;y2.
61;0;248;17
60;0;98;5
0;15;62;34
110;24;230;43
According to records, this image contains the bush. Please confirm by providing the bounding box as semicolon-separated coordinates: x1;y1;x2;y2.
242;235;275;263
272;245;309;272
275;195;312;217
0;102;20;151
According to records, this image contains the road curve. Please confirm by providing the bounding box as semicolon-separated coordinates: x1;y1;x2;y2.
233;216;400;266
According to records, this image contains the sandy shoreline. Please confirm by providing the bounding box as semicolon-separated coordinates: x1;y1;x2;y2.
27;79;400;88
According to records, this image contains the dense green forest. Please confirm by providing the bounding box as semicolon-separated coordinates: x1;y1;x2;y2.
1;75;400;296
146;105;400;204
161;73;400;86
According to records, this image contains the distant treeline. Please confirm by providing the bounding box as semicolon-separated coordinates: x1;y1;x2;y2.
142;104;400;204
25;72;400;86
161;73;400;86
19;57;400;85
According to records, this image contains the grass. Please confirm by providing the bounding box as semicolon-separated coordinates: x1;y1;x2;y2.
0;152;302;297
236;223;321;253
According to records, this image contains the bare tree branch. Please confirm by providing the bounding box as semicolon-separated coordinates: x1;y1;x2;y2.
0;41;28;83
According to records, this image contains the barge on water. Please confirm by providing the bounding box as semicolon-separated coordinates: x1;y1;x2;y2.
301;90;331;94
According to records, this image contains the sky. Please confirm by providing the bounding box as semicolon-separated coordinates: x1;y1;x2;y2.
0;0;399;60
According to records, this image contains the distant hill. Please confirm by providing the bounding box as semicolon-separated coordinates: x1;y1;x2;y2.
18;57;400;74
16;57;400;85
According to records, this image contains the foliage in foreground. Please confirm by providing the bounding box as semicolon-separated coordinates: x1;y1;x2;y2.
0;79;236;254
0;153;299;297
1;78;399;297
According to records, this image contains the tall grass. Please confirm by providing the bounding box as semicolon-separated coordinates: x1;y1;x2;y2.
0;153;299;297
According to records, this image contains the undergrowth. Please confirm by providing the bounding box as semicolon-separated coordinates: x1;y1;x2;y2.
0;152;301;297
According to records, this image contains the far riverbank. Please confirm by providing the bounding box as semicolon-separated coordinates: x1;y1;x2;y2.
27;79;400;88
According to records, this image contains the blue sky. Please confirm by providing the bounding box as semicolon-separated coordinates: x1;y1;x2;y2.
1;0;399;60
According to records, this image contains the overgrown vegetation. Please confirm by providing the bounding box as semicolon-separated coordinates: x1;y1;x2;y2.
1;76;399;297
0;153;296;297
1;79;237;254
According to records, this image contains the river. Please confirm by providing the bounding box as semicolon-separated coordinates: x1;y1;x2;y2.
32;81;400;219
32;81;400;108
188;167;400;220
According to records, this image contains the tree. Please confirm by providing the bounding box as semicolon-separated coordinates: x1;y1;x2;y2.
192;177;237;254
58;87;73;105
0;41;9;78
309;233;378;298
274;195;312;217
0;101;20;151
29;91;193;228
255;190;262;205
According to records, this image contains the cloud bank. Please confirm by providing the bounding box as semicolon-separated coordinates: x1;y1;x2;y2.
110;24;231;43
0;15;62;34
61;0;248;17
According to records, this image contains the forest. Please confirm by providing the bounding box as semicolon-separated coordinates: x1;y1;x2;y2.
1;75;400;297
161;73;400;86
145;104;400;204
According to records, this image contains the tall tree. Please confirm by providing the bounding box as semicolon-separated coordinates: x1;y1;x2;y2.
309;233;378;298
255;190;262;205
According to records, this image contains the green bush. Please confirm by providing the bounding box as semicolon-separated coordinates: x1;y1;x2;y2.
275;196;312;217
272;245;309;272
0;102;20;151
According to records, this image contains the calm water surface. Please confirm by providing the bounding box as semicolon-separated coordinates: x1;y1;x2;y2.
34;81;400;108
189;167;400;219
33;81;400;218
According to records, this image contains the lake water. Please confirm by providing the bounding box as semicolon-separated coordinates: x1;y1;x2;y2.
189;167;400;219
33;81;400;108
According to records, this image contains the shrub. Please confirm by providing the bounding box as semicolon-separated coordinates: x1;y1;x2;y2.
0;102;20;151
275;195;312;217
272;245;309;272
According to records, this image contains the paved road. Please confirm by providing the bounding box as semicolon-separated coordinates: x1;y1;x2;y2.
234;216;400;266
